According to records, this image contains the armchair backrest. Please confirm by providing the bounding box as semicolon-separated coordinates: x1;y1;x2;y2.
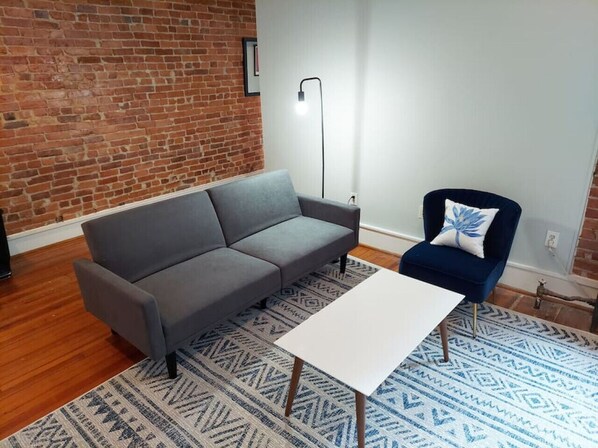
423;189;521;261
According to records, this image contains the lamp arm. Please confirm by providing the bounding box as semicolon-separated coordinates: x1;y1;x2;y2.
299;76;321;93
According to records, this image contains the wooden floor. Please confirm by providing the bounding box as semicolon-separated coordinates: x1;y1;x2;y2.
351;246;594;330
0;237;594;439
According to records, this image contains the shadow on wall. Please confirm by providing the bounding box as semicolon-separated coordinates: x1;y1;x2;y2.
351;0;371;197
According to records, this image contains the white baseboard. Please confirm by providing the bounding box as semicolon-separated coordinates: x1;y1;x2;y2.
360;223;598;298
7;172;260;256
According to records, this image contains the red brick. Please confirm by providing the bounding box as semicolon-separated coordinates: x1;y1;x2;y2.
0;0;262;235
574;161;598;278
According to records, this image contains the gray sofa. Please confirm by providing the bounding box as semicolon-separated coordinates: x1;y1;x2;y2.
74;170;360;378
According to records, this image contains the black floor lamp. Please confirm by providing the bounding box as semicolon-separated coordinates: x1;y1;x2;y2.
296;77;325;199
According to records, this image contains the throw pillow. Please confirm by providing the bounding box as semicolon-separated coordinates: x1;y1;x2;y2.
431;199;499;258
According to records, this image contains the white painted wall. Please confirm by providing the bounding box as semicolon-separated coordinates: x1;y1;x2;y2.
257;0;598;277
357;0;598;273
256;0;362;202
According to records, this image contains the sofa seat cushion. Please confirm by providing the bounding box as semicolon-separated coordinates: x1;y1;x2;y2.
231;216;354;285
135;248;280;352
399;241;504;302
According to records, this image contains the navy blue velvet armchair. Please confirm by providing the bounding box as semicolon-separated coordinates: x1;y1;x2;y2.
399;189;522;337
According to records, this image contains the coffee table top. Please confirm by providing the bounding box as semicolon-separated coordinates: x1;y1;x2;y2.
275;268;464;396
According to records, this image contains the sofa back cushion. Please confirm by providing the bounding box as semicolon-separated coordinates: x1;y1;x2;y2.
208;170;302;245
82;191;226;282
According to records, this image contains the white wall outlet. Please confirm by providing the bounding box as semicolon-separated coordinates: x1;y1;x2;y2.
349;192;358;205
545;230;559;248
418;204;423;219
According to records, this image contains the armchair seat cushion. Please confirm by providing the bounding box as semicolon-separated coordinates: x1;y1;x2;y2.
135;248;280;352
399;241;505;302
231;216;354;285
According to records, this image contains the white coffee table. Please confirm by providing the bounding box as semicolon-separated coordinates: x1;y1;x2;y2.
275;268;464;448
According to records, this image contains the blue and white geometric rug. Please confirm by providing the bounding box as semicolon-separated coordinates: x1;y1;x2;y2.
2;259;597;447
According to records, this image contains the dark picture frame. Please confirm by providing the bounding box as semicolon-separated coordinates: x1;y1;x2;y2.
242;37;260;96
253;44;259;76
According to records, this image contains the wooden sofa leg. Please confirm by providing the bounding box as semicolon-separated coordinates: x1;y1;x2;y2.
472;303;478;339
340;254;348;274
166;352;177;379
259;298;268;309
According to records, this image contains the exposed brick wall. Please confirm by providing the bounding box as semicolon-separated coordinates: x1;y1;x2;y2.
573;161;598;279
0;0;263;235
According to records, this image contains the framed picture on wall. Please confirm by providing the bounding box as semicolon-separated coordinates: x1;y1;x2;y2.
243;37;260;96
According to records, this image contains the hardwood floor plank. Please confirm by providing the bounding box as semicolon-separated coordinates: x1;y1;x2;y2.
0;237;143;438
0;236;594;439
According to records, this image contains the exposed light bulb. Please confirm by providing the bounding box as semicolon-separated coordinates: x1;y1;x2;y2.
295;101;308;115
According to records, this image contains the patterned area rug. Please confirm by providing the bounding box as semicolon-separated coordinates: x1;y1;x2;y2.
3;259;597;448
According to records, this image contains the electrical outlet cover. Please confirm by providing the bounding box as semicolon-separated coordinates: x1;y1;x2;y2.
545;230;560;248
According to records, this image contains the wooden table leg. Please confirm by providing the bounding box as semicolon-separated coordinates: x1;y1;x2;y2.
439;318;449;362
355;391;366;448
284;357;304;417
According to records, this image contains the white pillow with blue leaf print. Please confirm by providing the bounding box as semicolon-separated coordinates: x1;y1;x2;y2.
431;199;499;259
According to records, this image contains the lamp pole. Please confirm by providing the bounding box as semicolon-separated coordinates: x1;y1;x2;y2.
297;77;325;199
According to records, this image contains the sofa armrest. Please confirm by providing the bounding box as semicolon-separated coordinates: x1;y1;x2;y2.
73;259;166;360
297;194;360;246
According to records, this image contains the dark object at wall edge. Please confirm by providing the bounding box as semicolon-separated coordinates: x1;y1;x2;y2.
0;209;11;279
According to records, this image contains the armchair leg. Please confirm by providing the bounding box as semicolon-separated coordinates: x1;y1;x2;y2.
472;303;478;339
166;352;177;379
340;254;348;274
259;298;268;309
